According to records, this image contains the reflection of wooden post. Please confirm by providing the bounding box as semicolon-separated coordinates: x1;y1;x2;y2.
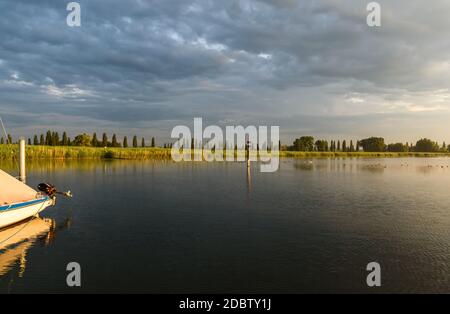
19;138;26;183
246;162;251;195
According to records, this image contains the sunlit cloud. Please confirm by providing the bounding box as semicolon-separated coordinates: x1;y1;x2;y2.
45;85;93;99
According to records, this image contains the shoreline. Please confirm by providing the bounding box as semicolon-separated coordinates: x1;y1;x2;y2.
1;145;450;160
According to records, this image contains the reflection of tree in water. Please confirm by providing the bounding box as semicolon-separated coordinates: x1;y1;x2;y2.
359;164;387;174
416;165;449;174
293;162;314;171
0;159;173;175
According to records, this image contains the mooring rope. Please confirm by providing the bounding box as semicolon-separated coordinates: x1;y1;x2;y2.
0;116;9;144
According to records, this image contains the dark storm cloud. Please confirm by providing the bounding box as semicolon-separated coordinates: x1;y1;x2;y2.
0;0;450;141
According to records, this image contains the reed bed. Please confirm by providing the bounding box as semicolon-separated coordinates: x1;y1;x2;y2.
280;151;450;158
0;145;449;161
0;145;171;160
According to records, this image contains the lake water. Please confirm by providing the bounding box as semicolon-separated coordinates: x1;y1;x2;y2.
0;158;449;293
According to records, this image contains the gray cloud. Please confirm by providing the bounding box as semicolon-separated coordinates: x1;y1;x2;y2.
0;0;450;143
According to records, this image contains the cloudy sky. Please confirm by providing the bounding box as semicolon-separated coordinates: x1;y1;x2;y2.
1;0;450;144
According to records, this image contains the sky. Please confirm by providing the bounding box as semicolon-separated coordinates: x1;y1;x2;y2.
1;0;450;144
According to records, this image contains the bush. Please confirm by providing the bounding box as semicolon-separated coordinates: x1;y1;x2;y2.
103;150;115;159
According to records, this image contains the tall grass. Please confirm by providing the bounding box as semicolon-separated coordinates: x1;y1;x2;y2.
0;144;449;161
0;145;171;160
280;151;450;158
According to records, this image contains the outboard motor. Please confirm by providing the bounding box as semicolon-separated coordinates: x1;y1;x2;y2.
38;183;73;199
38;183;57;198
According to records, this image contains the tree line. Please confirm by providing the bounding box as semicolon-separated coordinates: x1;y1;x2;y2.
0;131;157;148
288;136;450;153
1;132;449;153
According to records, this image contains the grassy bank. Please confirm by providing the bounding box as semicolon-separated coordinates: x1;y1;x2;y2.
280;151;450;158
1;145;449;160
0;145;171;160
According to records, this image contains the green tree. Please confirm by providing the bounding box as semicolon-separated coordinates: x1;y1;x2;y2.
123;136;128;148
112;134;119;147
315;140;328;152
111;134;119;147
133;135;138;148
53;132;60;146
387;143;407;152
0;138;4;144
40;134;45;145
151;137;155;148
62;132;69;146
292;136;314;151
330;140;335;152
73;134;92;146
28;138;32;145
92;133;99;147
102;133;108;147
33;135;39;145
349;140;355;152
141;137;145;148
359;137;386;152
7;134;12;144
45;131;52;146
342;140;347;152
415;138;439;152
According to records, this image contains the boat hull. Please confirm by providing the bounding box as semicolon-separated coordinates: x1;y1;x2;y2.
0;198;54;229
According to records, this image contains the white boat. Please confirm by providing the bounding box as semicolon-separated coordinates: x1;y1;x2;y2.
0;169;55;229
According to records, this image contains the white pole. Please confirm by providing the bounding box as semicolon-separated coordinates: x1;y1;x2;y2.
19;138;26;183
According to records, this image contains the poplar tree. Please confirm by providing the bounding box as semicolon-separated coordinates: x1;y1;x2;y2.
53;132;60;146
92;133;99;147
45;131;52;146
62;132;68;146
112;134;119;147
102;133;108;147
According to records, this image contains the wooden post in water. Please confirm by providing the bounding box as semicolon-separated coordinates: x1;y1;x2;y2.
19;137;26;183
245;140;250;168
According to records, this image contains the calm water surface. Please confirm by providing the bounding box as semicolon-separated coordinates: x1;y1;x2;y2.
0;158;449;293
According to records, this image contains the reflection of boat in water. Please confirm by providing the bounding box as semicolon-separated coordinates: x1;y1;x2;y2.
0;218;54;277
